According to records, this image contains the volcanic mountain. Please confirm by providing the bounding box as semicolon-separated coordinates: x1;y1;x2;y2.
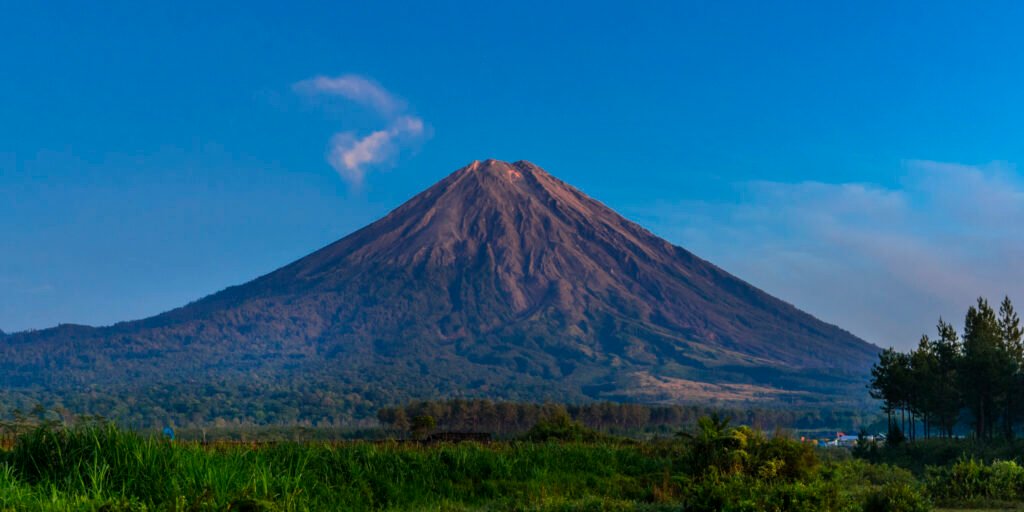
1;160;878;419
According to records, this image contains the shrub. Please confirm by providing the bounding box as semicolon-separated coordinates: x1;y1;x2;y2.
680;475;851;512
522;411;602;442
861;483;930;512
746;433;819;481
410;414;436;440
678;417;819;481
825;459;916;488
926;457;1024;503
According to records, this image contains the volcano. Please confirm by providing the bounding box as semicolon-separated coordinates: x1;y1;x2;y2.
1;160;878;417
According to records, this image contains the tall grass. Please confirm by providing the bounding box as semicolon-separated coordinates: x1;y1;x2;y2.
0;423;949;511
0;425;681;511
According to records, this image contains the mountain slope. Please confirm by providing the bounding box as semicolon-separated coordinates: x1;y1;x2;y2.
1;160;878;417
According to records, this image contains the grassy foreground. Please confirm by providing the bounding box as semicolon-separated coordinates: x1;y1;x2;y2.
0;421;1014;511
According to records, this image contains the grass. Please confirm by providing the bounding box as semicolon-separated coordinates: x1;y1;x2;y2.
1;423;1019;511
0;425;686;511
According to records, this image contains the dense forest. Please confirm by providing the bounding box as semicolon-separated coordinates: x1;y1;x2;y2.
869;295;1023;440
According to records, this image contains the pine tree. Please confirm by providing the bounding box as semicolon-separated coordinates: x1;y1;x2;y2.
999;296;1023;439
961;298;1007;439
870;348;902;437
931;318;962;438
909;335;938;438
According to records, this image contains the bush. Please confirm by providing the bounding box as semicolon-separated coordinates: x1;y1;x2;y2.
861;483;930;512
926;457;1024;503
680;475;851;512
522;411;602;442
746;433;819;481
410;414;435;440
825;459;916;488
678;417;819;482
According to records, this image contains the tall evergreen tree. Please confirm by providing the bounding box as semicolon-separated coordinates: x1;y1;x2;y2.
931;318;962;438
909;335;938;438
999;297;1023;439
868;298;1022;441
892;351;912;438
869;348;900;436
961;298;1008;439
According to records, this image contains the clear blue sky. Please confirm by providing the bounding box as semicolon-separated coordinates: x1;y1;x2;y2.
3;1;1023;348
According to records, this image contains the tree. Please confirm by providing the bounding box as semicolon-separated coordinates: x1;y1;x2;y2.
931;319;963;438
870;348;901;436
522;410;599;442
677;414;747;475
1000;296;1023;352
392;409;410;434
891;352;913;437
960;298;1011;439
999;296;1023;439
410;414;436;440
909;336;937;439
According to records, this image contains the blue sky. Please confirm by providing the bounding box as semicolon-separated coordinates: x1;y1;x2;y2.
2;1;1023;348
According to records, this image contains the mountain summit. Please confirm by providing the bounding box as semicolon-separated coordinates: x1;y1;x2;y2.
2;160;878;416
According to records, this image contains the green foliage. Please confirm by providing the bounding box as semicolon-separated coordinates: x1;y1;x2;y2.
409;414;435;440
0;418;971;511
0;387;881;436
523;409;603;442
677;414;818;482
823;459;916;489
678;414;745;475
870;295;1024;441
680;474;851;512
17;416;1024;510
856;436;1024;476
0;422;678;510
886;424;905;447
926;457;1024;504
860;483;930;512
7;422;177;500
377;399;880;439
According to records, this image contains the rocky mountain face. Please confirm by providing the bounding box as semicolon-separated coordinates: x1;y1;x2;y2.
1;160;878;416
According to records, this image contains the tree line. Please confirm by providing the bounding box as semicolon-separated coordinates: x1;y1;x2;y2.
377;399;877;436
869;296;1022;441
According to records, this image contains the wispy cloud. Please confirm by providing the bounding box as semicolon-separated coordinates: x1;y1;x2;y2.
631;160;1024;349
294;74;404;116
294;74;430;185
326;116;426;184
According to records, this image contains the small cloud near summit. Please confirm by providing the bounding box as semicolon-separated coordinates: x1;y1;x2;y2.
294;74;431;186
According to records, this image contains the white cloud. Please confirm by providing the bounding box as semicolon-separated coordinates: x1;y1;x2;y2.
293;74;404;116
631;160;1024;350
294;74;430;185
326;116;427;185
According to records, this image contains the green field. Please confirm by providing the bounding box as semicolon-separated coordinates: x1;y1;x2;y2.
0;418;992;512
